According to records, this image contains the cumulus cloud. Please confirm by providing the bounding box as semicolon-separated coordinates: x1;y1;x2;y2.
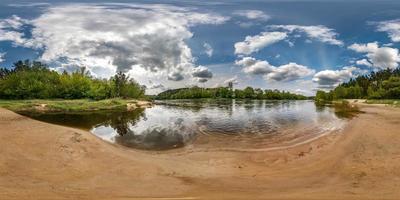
233;10;270;21
268;25;343;46
265;62;315;82
0;4;229;81
373;19;400;42
313;66;361;89
168;71;185;81
203;42;213;57
192;66;213;82
234;32;287;55
348;42;400;69
235;57;275;75
0;52;5;63
235;57;314;82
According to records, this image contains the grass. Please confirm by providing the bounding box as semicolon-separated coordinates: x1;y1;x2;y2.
0;98;147;112
365;99;400;107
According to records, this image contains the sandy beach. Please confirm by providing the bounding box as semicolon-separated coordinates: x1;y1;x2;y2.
1;103;400;199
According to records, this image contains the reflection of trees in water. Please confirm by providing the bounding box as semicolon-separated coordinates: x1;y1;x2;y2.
314;101;360;119
99;109;146;136
114;126;188;150
157;99;237;116
156;101;204;113
112;115;197;150
18;109;145;131
315;104;326;113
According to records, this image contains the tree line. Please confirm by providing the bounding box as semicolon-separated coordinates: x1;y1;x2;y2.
316;68;400;102
0;60;145;100
156;86;307;100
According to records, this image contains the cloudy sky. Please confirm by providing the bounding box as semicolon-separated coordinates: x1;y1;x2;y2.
1;0;400;95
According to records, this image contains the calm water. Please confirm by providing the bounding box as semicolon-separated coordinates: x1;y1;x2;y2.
20;100;350;151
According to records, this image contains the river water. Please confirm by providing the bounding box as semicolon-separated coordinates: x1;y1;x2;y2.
20;100;351;151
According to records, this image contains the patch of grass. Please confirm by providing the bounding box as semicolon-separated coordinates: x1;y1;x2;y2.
0;98;144;112
315;99;362;118
365;99;400;107
332;100;362;118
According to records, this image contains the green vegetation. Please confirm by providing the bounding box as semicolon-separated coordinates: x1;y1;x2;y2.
0;98;145;112
156;86;307;100
315;68;400;102
0;60;145;100
365;99;400;107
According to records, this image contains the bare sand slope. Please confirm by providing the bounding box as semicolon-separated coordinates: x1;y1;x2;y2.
1;104;400;200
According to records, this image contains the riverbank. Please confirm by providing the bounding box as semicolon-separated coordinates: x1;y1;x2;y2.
1;102;400;199
0;98;152;112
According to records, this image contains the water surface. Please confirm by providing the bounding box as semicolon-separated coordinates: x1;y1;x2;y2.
20;100;350;151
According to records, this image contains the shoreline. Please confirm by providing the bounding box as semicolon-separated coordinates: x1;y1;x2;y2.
1;103;400;199
0;98;152;113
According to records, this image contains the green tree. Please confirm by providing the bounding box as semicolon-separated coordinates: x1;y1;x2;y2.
0;60;145;100
243;87;255;98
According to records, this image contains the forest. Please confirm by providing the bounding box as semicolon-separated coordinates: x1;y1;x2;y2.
156;87;307;100
315;68;400;102
0;60;145;100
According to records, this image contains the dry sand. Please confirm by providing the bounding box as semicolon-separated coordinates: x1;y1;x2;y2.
1;103;400;199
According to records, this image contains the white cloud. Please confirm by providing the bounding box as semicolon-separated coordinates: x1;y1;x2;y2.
348;42;400;69
8;3;50;7
233;24;342;55
355;59;372;67
235;57;314;82
235;57;275;75
233;10;270;21
312;66;360;89
203;42;213;57
374;19;400;42
0;4;229;82
234;32;287;55
384;43;394;47
286;40;294;47
0;52;5;63
265;62;315;82
0;15;29;46
268;25;343;46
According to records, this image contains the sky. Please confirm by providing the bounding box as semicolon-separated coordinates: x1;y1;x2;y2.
1;0;400;95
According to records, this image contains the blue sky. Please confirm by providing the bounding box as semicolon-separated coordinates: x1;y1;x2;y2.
1;0;400;95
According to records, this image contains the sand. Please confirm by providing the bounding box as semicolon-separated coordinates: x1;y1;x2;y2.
1;103;400;199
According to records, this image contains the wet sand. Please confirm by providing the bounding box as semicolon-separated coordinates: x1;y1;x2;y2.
1;103;400;199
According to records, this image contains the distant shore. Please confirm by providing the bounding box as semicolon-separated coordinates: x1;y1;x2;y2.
1;102;400;199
